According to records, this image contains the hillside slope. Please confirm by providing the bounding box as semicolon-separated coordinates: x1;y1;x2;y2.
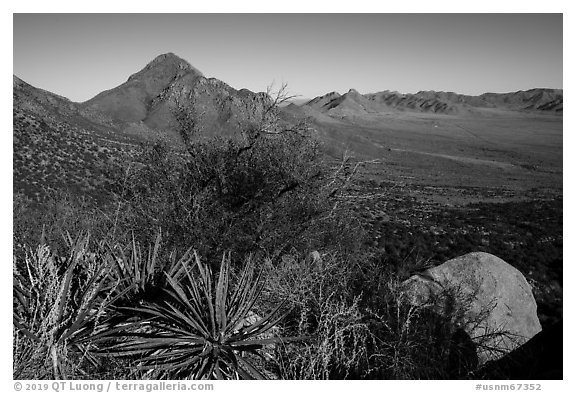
13;76;139;202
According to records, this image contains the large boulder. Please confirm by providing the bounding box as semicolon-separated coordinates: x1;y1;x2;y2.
401;252;542;365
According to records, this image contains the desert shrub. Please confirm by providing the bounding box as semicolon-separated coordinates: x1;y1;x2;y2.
274;290;453;379
277;296;374;379
13;191;118;259
108;94;365;265
361;280;463;379
260;250;364;337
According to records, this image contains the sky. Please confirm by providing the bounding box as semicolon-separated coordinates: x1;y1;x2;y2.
3;8;574;384
13;13;563;102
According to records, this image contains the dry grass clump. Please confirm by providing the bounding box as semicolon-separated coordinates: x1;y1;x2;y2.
13;234;114;379
277;295;374;379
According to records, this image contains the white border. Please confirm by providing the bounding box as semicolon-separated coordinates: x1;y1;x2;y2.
3;3;572;390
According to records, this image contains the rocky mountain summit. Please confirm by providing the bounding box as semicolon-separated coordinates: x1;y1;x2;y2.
81;52;204;123
80;53;270;138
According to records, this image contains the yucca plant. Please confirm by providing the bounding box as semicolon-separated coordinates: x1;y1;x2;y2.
13;234;116;379
96;251;298;379
106;231;170;306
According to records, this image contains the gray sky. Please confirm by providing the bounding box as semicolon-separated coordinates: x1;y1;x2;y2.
13;13;563;102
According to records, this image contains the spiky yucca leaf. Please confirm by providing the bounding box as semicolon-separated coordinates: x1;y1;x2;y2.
106;232;162;304
98;251;297;379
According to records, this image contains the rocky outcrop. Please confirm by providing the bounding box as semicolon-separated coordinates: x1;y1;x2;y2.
401;252;542;365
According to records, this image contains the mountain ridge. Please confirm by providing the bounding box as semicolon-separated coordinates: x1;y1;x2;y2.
304;87;563;116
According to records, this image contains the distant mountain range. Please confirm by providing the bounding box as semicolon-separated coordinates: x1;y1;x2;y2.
301;88;562;117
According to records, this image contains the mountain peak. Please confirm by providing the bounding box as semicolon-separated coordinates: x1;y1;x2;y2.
154;52;181;60
83;53;205;122
127;53;203;83
147;52;193;68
